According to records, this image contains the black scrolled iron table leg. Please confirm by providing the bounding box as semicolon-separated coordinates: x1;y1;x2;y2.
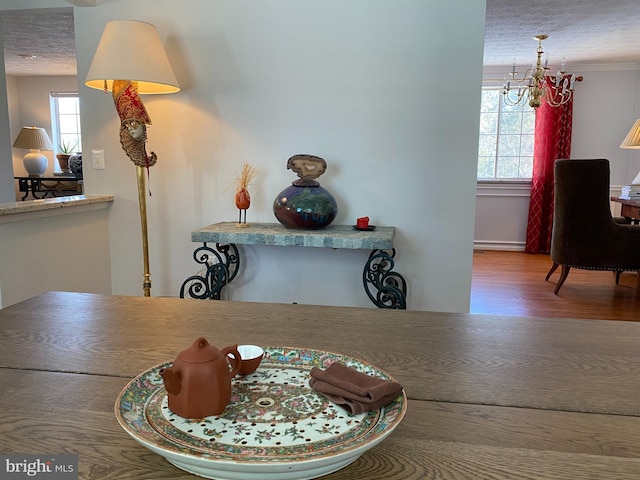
179;243;240;300
363;249;407;309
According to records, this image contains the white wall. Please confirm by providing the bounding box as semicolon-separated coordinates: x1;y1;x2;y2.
572;67;640;182
475;65;640;250
474;182;531;251
0;206;112;308
72;0;485;312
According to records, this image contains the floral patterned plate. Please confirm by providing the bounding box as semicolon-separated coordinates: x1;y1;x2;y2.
115;346;406;480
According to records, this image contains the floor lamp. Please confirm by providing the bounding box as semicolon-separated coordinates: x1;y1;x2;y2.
85;20;180;297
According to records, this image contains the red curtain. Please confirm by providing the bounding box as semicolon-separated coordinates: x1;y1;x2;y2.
524;80;574;254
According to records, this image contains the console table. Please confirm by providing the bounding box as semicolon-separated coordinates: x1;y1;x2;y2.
179;222;407;309
611;196;640;223
15;175;83;200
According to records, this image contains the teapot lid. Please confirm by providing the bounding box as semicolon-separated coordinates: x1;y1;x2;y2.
178;337;221;363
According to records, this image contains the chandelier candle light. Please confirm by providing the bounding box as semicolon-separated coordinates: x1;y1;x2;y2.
502;34;582;109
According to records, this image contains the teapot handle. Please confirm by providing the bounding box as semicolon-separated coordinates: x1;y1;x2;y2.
222;345;242;377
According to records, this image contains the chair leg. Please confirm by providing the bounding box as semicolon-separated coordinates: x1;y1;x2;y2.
545;263;559;281
615;271;622;285
636;271;640;301
554;265;571;295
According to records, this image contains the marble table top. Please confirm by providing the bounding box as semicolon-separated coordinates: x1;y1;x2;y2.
191;222;396;250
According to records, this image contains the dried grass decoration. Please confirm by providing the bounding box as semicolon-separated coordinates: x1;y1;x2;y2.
233;162;261;227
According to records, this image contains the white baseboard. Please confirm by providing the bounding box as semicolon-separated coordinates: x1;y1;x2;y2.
473;241;525;252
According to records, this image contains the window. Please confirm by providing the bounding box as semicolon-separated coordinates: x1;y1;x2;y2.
50;92;82;162
477;88;535;180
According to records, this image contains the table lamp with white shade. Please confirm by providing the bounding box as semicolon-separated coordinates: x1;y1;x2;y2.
85;20;180;297
12;126;54;177
620;119;640;185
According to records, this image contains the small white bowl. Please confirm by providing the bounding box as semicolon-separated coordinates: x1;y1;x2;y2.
236;345;264;375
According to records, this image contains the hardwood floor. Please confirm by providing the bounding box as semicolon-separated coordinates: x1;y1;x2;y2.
471;250;640;321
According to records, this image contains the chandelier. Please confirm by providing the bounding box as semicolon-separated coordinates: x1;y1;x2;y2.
502;34;582;109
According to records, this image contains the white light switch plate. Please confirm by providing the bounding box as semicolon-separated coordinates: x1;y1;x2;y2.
92;149;105;169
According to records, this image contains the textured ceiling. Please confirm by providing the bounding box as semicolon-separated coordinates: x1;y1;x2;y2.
484;0;640;67
1;9;76;76
2;2;640;77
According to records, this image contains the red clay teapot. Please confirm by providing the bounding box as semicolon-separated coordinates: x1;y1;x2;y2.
160;337;242;418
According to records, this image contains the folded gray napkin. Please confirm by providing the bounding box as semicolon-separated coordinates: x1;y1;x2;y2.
309;361;403;415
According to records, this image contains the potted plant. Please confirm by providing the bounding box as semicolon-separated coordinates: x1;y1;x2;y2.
56;140;77;174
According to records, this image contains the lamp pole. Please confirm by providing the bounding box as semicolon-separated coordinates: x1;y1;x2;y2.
136;165;151;296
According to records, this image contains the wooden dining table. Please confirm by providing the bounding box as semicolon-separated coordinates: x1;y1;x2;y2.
1;291;640;479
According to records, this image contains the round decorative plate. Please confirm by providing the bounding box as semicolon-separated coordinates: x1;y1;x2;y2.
115;346;406;480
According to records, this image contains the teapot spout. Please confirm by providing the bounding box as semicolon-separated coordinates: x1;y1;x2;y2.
160;367;182;395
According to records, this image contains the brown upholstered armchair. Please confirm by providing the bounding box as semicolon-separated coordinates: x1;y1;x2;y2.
545;158;640;299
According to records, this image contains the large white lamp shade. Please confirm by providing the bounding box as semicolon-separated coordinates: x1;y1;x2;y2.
12;126;54;176
85;20;179;94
